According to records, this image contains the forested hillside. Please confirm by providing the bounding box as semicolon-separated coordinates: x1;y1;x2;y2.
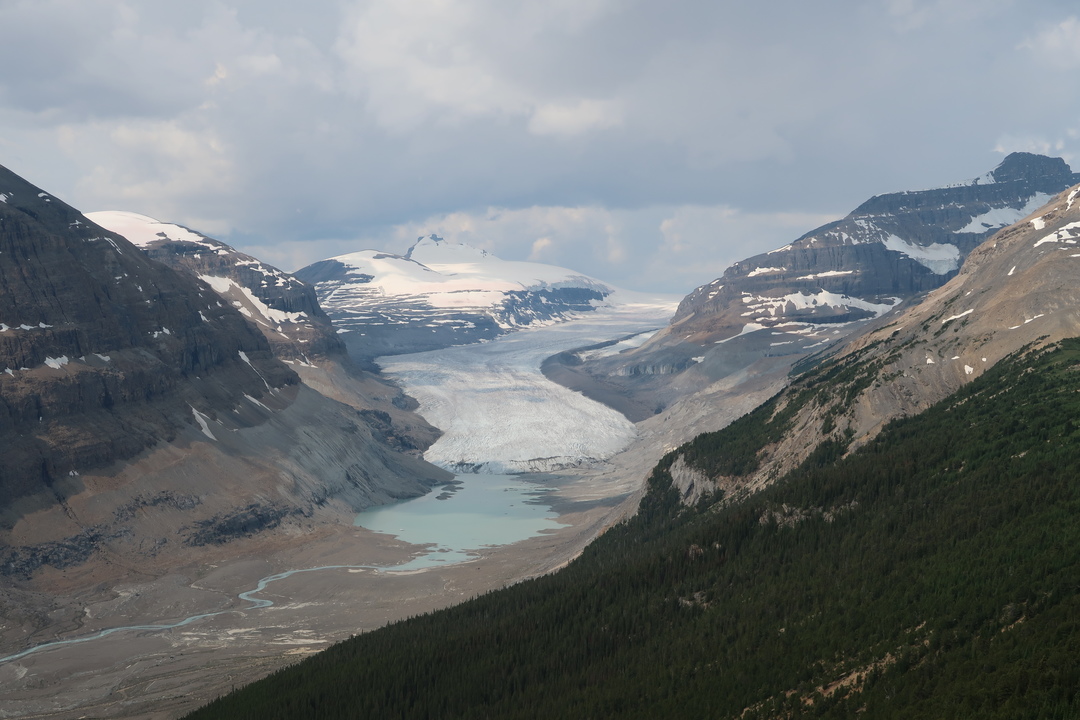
187;339;1080;719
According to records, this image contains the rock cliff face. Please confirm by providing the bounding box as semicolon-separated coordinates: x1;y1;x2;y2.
84;211;443;454
0;165;449;581
0;174;291;512
672;152;1079;342
573;153;1080;425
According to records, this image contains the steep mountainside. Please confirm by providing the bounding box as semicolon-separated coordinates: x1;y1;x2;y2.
85;211;344;363
569;153;1080;426
0;165;449;584
683;180;1080;494
186;323;1080;720
296;235;614;360
85;211;442;452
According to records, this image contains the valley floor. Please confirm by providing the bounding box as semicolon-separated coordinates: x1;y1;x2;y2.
0;473;630;720
0;298;675;719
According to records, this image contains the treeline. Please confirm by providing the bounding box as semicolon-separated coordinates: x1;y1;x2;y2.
186;340;1080;719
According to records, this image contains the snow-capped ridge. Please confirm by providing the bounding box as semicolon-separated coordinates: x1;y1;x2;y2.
87;210;226;253
88;210;344;362
299;238;639;360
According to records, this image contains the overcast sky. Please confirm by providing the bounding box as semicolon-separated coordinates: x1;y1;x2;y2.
2;1;1079;293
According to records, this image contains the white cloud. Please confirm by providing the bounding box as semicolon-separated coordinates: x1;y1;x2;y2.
528;99;623;136
528;236;554;261
66;118;235;235
333;0;623;132
1021;16;1080;69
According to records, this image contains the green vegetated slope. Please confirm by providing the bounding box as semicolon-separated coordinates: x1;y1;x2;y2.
187;340;1080;719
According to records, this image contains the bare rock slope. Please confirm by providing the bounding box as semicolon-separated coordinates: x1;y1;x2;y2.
0;165;449;585
674;182;1080;498
577;153;1080;423
85;211;442;453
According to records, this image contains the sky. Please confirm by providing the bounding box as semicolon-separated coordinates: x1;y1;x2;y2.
2;1;1080;294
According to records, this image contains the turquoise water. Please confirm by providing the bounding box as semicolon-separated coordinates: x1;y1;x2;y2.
0;475;564;665
353;474;564;569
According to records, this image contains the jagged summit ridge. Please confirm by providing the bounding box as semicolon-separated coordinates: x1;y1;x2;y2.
963;151;1074;186
612;153;1080;375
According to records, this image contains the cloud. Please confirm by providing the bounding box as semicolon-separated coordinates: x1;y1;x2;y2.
3;1;1080;293
64;118;236;235
528;99;623;136
1021;16;1080;69
333;0;623;132
245;202;841;294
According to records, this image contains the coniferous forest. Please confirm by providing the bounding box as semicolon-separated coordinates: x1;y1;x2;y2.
186;340;1080;719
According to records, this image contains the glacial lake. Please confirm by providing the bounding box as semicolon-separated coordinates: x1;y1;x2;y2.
353;474;564;569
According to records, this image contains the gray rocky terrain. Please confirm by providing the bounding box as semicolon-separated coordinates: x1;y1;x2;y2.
0;165;450;593
665;180;1080;501
86;211;443;454
550;153;1080;446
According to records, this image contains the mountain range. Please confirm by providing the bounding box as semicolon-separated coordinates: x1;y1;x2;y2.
4;151;1080;718
547;152;1080;443
0;166;449;594
184;169;1080;720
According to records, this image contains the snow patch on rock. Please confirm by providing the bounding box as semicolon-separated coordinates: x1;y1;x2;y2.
954;193;1052;234
882;235;961;274
190;406;217;440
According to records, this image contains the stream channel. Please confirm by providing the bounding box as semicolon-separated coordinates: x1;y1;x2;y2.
0;474;561;665
0;296;677;668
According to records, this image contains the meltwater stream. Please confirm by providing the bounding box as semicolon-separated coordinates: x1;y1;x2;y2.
0;298;678;669
0;474;561;666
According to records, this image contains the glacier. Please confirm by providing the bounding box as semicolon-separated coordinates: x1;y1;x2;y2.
379;292;678;474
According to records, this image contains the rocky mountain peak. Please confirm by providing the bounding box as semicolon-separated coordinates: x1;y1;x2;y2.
718;181;1080;491
984;151;1072;184
0;163;449;586
0;164;299;517
608;154;1080;378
